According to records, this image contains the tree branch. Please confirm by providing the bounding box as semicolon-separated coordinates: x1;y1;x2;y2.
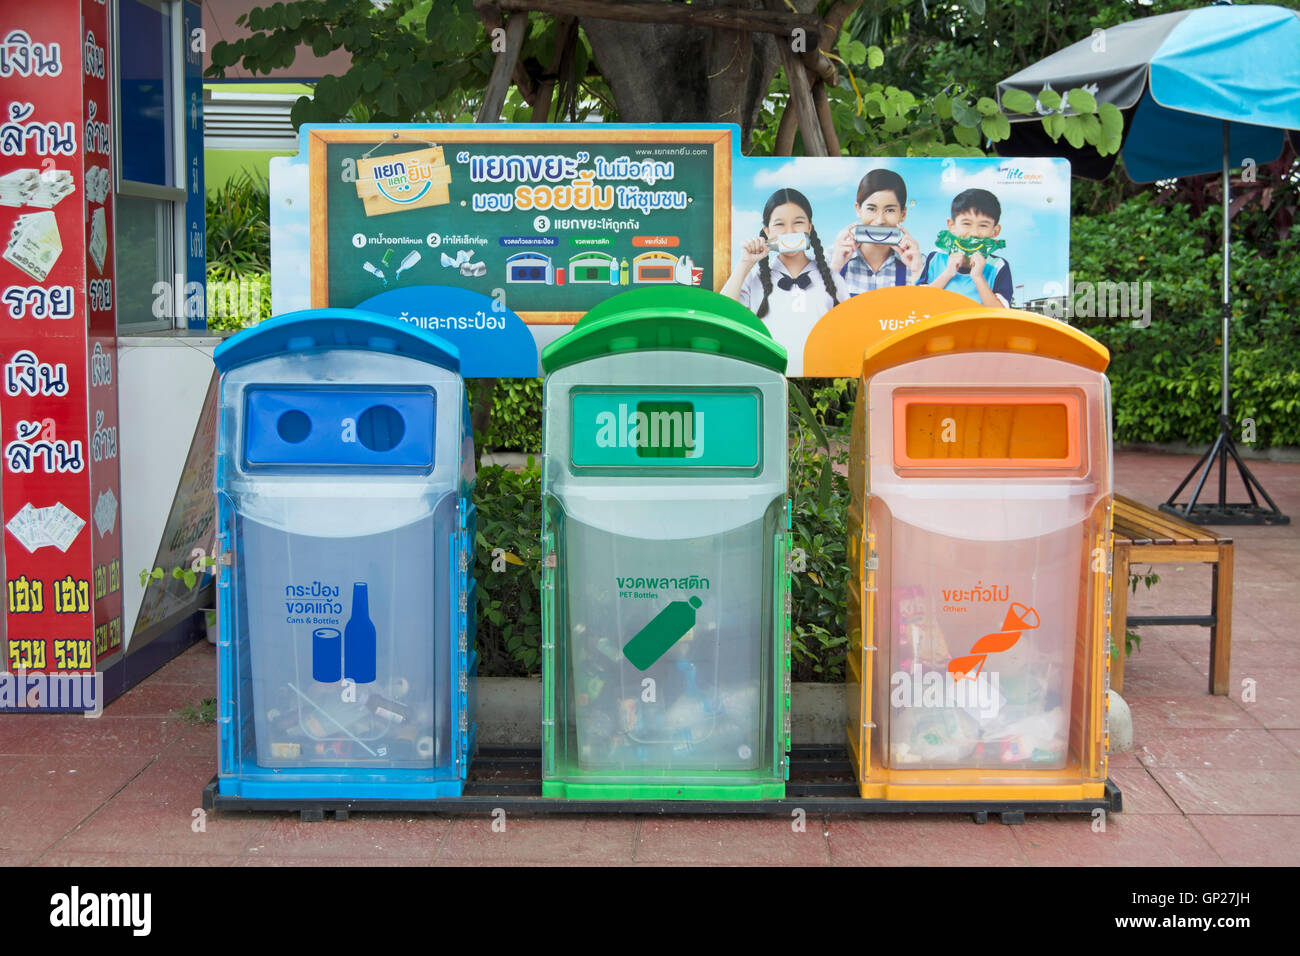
777;41;827;155
476;12;529;122
478;0;821;40
476;5;536;107
812;80;840;155
531;16;576;121
775;96;798;155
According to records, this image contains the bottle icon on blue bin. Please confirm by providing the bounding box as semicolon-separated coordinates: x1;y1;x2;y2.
344;582;377;684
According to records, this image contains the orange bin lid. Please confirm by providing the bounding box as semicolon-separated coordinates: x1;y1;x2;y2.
860;307;1109;379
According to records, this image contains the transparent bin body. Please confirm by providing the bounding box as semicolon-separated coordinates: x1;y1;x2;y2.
542;351;788;791
217;348;473;788
865;351;1112;773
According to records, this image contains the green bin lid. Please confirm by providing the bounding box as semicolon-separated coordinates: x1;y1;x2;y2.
540;287;788;375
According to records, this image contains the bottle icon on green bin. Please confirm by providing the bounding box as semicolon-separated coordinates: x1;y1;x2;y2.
344;582;377;684
623;596;702;671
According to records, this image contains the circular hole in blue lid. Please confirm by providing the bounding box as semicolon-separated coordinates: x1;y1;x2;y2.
357;405;405;452
277;409;311;444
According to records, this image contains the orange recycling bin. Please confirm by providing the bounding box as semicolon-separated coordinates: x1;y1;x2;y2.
846;308;1115;803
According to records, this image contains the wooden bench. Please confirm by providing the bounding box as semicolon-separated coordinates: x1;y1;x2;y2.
1111;495;1234;695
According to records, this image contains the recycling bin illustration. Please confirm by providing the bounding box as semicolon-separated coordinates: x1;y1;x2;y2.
845;308;1114;803
540;287;792;800
213;309;476;800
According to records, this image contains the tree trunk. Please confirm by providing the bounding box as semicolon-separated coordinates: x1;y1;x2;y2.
578;0;792;148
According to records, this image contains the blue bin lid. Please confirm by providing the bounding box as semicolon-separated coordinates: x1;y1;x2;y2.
213;308;461;374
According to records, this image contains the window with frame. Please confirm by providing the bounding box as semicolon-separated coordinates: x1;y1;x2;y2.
113;0;185;333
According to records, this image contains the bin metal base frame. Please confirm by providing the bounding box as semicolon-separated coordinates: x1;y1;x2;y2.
202;746;1122;824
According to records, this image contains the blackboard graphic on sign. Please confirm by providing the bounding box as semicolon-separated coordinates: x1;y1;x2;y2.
305;125;733;324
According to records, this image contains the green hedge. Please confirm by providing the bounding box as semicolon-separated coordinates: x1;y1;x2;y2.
467;378;542;452
1070;197;1300;447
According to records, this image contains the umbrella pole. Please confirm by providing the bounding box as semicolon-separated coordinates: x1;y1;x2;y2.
1161;121;1289;525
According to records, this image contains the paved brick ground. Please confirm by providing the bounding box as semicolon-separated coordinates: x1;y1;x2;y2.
3;451;1296;866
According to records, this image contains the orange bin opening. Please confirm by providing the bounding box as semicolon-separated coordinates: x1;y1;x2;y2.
894;391;1081;468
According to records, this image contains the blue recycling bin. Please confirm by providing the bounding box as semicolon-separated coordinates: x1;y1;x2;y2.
213;309;476;800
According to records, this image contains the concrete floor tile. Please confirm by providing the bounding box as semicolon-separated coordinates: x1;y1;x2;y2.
0;850;41;866
1013;812;1223;866
437;816;637;865
1146;768;1300;815
633;816;829;866
53;801;269;856
1134;728;1300;770
1106;751;1144;768
1109;766;1183;814
114;756;224;808
160;722;219;760
148;642;218;684
0;714;187;757
35;851;238;867
1267;729;1300;756
237;854;429;867
1126;695;1255;729
1233;691;1300;731
1122;654;1223;697
1187;815;1300;866
0;754;151;804
247;814;450;860
0;800;98;853
105;682;214;718
828;816;1027;866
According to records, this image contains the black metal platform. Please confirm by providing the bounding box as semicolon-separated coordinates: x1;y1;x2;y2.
202;746;1122;824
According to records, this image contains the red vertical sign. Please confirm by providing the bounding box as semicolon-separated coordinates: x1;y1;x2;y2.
0;0;122;678
82;0;123;667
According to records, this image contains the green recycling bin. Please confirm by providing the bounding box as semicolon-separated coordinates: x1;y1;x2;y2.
540;287;792;800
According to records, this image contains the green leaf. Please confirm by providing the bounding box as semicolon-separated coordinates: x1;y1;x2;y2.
1062;114;1086;149
976;96;1000;116
1000;88;1037;114
361;59;383;92
788;382;829;453
1079;112;1101;143
932;92;952;120
950;97;980;127
1098;101;1124;149
953;122;982;147
866;45;884;70
1067;87;1098;115
1037;87;1062;111
980;112;1010;140
843;39;867;66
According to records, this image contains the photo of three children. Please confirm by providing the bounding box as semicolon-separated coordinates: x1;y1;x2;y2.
723;167;1019;371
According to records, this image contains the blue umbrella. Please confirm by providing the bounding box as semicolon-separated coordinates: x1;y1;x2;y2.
997;3;1300;524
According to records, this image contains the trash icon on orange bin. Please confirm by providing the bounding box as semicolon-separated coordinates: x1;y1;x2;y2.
948;602;1040;681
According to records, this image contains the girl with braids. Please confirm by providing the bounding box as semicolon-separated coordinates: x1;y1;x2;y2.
722;188;847;374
